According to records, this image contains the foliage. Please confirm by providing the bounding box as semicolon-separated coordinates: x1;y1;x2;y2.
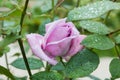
11;57;44;70
65;49;99;78
31;71;63;80
109;58;120;79
0;0;120;80
0;65;15;80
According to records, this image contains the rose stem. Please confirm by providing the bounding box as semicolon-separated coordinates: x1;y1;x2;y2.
55;0;64;8
76;0;80;7
17;0;32;78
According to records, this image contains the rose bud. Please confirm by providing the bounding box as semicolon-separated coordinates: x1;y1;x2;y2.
26;18;86;65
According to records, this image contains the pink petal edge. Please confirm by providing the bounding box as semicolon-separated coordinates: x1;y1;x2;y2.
26;33;58;65
43;18;66;48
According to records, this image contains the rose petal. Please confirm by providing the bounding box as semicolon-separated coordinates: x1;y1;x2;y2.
64;35;86;58
43;18;66;48
66;22;80;36
45;18;66;32
45;36;76;57
47;24;72;43
26;33;58;65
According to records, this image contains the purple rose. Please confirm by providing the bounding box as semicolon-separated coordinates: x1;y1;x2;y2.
26;18;86;65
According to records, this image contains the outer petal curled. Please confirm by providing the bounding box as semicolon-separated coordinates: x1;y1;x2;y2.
45;36;76;57
26;33;58;65
64;35;86;60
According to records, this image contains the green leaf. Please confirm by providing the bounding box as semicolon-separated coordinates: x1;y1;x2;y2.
65;49;99;78
31;71;63;80
14;76;27;80
88;75;101;80
0;46;10;57
82;34;115;50
0;34;20;47
0;65;15;80
67;1;120;21
0;35;19;57
114;34;120;44
0;9;21;20
11;57;44;70
79;20;110;35
1;21;21;35
51;62;65;71
109;58;120;79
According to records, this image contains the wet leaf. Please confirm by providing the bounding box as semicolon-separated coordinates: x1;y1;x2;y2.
109;58;120;79
79;20;110;35
81;34;115;50
65;49;99;78
31;71;63;80
51;62;65;71
67;1;120;21
11;57;44;70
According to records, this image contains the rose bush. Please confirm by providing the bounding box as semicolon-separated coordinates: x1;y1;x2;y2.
26;18;86;65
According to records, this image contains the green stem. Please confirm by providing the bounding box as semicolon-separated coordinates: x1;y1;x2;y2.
51;0;55;21
45;62;52;71
18;0;32;78
104;10;111;23
76;0;80;7
59;57;73;80
5;54;9;70
18;39;32;77
115;45;120;59
60;57;65;66
19;0;29;35
52;0;54;9
55;0;64;8
70;78;72;80
107;28;120;36
5;53;9;80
